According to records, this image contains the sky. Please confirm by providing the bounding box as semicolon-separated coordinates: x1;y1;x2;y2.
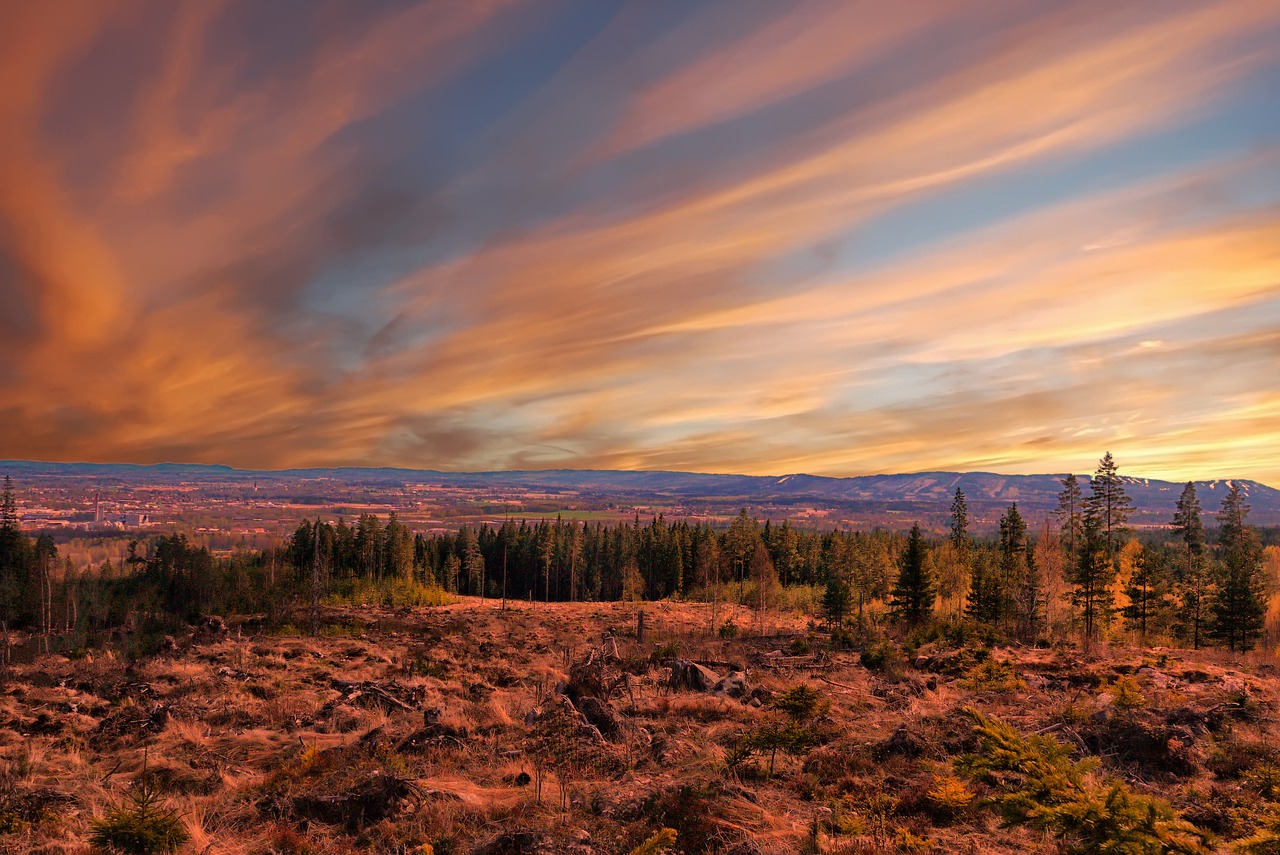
1;1;1279;483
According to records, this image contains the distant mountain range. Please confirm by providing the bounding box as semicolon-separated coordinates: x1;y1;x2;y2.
4;460;1279;525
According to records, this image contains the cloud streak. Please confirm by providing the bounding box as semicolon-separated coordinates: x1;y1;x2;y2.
1;0;1278;483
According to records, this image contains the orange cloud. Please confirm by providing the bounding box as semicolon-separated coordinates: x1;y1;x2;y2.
1;1;1278;485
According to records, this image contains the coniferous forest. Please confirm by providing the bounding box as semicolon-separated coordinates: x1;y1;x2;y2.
2;452;1275;662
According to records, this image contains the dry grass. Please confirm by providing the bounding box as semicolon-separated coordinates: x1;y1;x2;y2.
1;599;1278;853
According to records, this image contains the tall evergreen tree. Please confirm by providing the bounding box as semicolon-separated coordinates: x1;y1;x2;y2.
822;572;852;629
997;503;1027;632
0;475;22;668
1122;543;1171;641
1171;482;1209;649
1055;474;1083;564
1068;513;1115;643
950;488;970;553
1085;452;1132;559
1017;535;1044;642
891;523;933;625
966;547;1002;626
1209;484;1266;652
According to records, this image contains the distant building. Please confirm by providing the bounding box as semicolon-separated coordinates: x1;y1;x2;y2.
90;511;151;529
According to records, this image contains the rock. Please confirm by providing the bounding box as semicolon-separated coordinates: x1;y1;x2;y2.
669;660;722;692
712;670;750;699
1136;666;1175;689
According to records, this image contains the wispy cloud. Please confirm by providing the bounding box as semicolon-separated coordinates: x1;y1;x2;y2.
0;0;1277;482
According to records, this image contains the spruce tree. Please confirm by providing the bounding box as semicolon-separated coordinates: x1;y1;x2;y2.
950;487;969;553
822;573;852;629
1122;543;1171;641
997;503;1027;632
1017;535;1044;642
0;475;20;666
966;547;1002;626
1068;513;1114;643
1171;482;1208;649
1055;474;1083;564
1209;483;1265;652
891;523;933;625
1085;452;1132;559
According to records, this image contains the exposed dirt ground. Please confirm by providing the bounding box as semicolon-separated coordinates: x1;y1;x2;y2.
2;599;1277;853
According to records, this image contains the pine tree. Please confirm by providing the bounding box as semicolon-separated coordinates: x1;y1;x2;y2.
891;523;933;625
950;488;969;554
822;573;852;629
966;547;1002;626
1017;535;1044;642
0;476;16;533
1085;453;1132;559
0;475;20;670
1055;475;1083;564
1209;483;1266;652
1171;482;1208;649
997;504;1027;633
1069;513;1114;643
1122;543;1171;641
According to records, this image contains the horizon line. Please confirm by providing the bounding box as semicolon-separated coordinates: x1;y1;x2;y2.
1;457;1274;491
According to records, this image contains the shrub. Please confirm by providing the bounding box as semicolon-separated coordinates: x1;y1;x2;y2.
650;641;682;663
89;780;189;854
1107;675;1145;710
961;659;1024;693
628;828;677;855
1234;805;1280;854
829;626;856;649
860;639;899;672
926;776;973;819
718;620;739;639
774;685;827;721
787;635;812;656
957;708;1212;855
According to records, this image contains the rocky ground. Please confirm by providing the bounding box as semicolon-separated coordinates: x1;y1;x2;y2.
1;599;1277;854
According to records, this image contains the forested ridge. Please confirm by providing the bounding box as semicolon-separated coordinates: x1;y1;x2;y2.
1;452;1276;663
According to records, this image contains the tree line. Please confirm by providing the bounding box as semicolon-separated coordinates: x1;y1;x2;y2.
0;454;1273;658
841;452;1271;652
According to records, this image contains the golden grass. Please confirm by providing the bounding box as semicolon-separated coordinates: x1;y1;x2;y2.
2;598;1278;853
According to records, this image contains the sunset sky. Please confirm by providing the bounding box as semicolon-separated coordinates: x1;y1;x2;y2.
2;1;1279;482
